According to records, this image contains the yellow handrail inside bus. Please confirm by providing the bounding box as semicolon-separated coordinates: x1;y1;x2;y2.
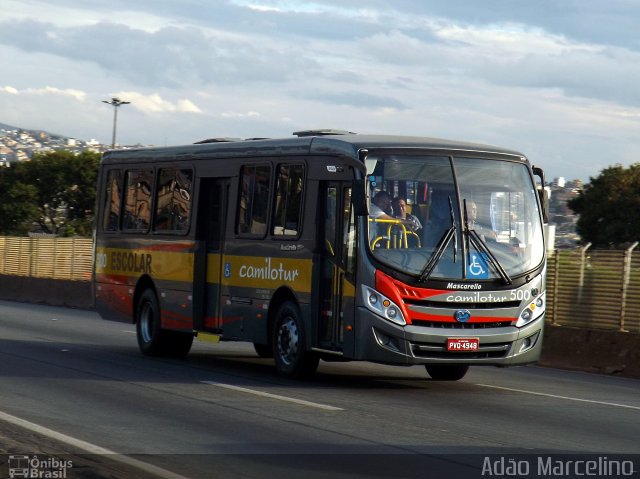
405;230;421;248
369;218;421;249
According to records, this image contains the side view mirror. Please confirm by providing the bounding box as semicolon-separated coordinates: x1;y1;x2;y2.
532;166;549;223
352;180;368;217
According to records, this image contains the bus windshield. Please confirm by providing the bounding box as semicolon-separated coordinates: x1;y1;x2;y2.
366;154;545;281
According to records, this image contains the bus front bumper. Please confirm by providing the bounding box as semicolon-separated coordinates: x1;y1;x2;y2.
354;307;544;367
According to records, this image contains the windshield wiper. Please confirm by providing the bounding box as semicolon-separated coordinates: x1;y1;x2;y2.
419;197;457;282
462;199;512;285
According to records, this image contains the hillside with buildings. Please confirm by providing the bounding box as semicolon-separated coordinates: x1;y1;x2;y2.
0;122;105;167
0;122;148;167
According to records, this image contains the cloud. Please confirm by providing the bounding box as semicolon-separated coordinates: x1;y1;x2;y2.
0;18;320;89
323;0;640;50
176;99;202;113
31;86;87;101
109;92;202;114
221;111;261;119
357;20;640;108
1;85;86;100
4;5;634;110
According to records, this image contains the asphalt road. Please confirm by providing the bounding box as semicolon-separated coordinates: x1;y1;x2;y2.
0;300;639;478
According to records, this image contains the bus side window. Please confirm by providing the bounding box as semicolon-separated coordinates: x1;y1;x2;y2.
123;169;153;232
154;168;193;233
272;164;304;237
237;165;271;236
102;169;122;232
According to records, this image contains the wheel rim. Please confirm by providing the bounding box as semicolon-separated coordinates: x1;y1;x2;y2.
276;317;299;366
139;302;153;344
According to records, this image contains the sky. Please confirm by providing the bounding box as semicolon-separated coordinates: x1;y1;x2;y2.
1;0;640;181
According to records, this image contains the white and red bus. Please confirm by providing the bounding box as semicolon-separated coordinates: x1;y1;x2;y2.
94;130;548;380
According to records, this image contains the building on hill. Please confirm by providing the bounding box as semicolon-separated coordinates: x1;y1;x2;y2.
548;177;581;248
0;125;118;165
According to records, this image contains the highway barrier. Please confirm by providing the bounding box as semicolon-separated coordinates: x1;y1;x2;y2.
547;243;640;333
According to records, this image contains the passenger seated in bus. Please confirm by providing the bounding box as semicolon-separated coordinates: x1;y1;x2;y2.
370;191;393;220
369;191;418;248
392;197;422;232
392;196;422;247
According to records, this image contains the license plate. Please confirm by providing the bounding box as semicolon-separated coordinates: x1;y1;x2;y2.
447;338;479;351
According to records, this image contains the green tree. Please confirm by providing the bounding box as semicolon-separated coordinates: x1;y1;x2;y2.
0;150;100;236
0;167;40;234
568;163;640;246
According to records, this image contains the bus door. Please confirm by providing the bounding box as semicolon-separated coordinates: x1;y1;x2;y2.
193;177;229;332
317;182;357;355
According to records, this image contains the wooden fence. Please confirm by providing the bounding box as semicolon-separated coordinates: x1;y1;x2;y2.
0;236;93;281
0;236;638;332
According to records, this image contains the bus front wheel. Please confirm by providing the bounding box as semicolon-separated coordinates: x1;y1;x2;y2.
425;364;469;381
272;301;319;379
136;289;193;358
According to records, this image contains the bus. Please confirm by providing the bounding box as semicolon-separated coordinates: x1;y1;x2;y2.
93;130;548;380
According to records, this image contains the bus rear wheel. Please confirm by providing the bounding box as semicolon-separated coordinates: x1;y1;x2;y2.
272;301;319;379
136;289;193;358
425;364;469;381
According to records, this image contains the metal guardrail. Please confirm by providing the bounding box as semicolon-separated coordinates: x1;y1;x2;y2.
0;235;638;332
547;243;640;333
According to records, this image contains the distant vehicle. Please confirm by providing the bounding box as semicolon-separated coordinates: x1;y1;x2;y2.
93;130;548;381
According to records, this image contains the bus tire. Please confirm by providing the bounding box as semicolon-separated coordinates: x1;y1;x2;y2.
272;301;319;379
253;343;273;358
425;364;469;381
136;289;193;358
136;290;164;356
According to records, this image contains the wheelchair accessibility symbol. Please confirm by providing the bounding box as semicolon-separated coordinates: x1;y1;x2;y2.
467;253;489;279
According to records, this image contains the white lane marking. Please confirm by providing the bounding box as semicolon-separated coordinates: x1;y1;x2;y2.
202;381;344;411
121;330;136;334
0;410;189;479
476;384;640;411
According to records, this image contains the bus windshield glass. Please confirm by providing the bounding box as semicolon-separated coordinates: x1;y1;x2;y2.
366;154;545;281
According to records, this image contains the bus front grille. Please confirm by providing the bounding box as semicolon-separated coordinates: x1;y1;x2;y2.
405;299;521;309
410;320;513;329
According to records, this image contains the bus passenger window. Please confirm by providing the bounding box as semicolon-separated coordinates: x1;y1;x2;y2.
272;164;304;236
123;169;153;232
102;170;122;232
237;165;271;236
154;168;193;233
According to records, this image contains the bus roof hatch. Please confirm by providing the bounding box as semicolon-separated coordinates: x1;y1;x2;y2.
292;129;356;137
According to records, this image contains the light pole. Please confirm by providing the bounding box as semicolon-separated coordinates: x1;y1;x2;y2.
102;97;130;149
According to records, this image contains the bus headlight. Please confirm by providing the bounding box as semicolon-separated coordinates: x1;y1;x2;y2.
362;285;406;326
516;293;545;327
